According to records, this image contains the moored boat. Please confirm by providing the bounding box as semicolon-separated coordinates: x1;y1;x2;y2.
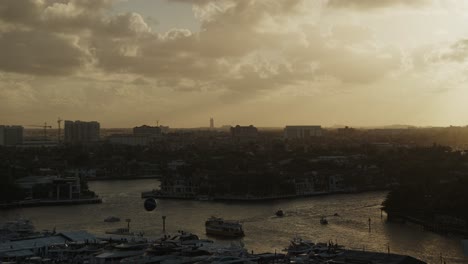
105;227;134;236
283;237;314;255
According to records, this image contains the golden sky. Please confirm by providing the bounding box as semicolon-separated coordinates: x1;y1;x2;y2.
1;0;468;128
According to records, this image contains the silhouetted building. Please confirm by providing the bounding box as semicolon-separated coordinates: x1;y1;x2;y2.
16;176;81;200
284;125;322;139
230;125;258;138
337;126;356;135
108;134;154;146
0;125;23;146
64;120;100;144
133;125;161;136
210;118;214;129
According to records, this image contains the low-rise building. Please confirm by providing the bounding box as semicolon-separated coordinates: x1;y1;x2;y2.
284;125;322;139
15;176;81;200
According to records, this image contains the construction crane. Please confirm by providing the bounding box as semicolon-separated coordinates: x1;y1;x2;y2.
57;117;63;143
28;122;52;141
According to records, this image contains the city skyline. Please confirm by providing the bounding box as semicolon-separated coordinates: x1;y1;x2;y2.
2;0;468;127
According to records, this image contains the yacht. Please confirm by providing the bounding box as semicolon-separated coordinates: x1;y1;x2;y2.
165;231;214;246
205;217;245;237
284;237;314;255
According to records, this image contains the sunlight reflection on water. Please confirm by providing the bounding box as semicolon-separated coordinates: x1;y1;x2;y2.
1;179;466;263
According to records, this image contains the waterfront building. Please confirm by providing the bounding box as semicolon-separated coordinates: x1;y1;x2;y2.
284;125;322;139
64;120;100;144
160;160;199;198
15;176;81;200
0;125;23;146
329;174;345;192
0;231;96;261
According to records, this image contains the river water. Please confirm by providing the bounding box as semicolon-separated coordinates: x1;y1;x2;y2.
1;179;466;263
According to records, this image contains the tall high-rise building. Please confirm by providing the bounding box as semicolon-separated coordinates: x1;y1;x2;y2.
0;125;23;146
210;118;214;129
230;125;258;138
64;120;100;144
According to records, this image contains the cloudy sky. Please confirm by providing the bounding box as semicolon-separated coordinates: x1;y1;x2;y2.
1;0;468;128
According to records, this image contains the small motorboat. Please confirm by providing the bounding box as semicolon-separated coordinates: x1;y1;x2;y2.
320;217;328;225
276;210;284;217
104;216;120;222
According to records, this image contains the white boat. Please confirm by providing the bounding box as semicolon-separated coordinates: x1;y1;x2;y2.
205;217;245;237
1;218;35;234
165;231;214;246
284;237;314;255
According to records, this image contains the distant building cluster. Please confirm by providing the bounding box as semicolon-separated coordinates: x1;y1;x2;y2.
230;125;258;139
109;125;165;146
64;121;100;144
0;125;23;146
133;125;162;136
284;125;322;139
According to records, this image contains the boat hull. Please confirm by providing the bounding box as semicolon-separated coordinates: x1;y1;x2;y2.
205;228;244;238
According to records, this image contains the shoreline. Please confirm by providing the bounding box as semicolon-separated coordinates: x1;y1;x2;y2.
141;189;388;201
386;211;468;237
87;176;161;181
0;197;102;210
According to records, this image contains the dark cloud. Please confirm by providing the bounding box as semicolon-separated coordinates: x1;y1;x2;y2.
0;0;42;26
0;0;402;92
0;30;87;75
327;0;429;9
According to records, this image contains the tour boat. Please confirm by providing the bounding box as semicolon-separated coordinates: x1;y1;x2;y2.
205;217;245;237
